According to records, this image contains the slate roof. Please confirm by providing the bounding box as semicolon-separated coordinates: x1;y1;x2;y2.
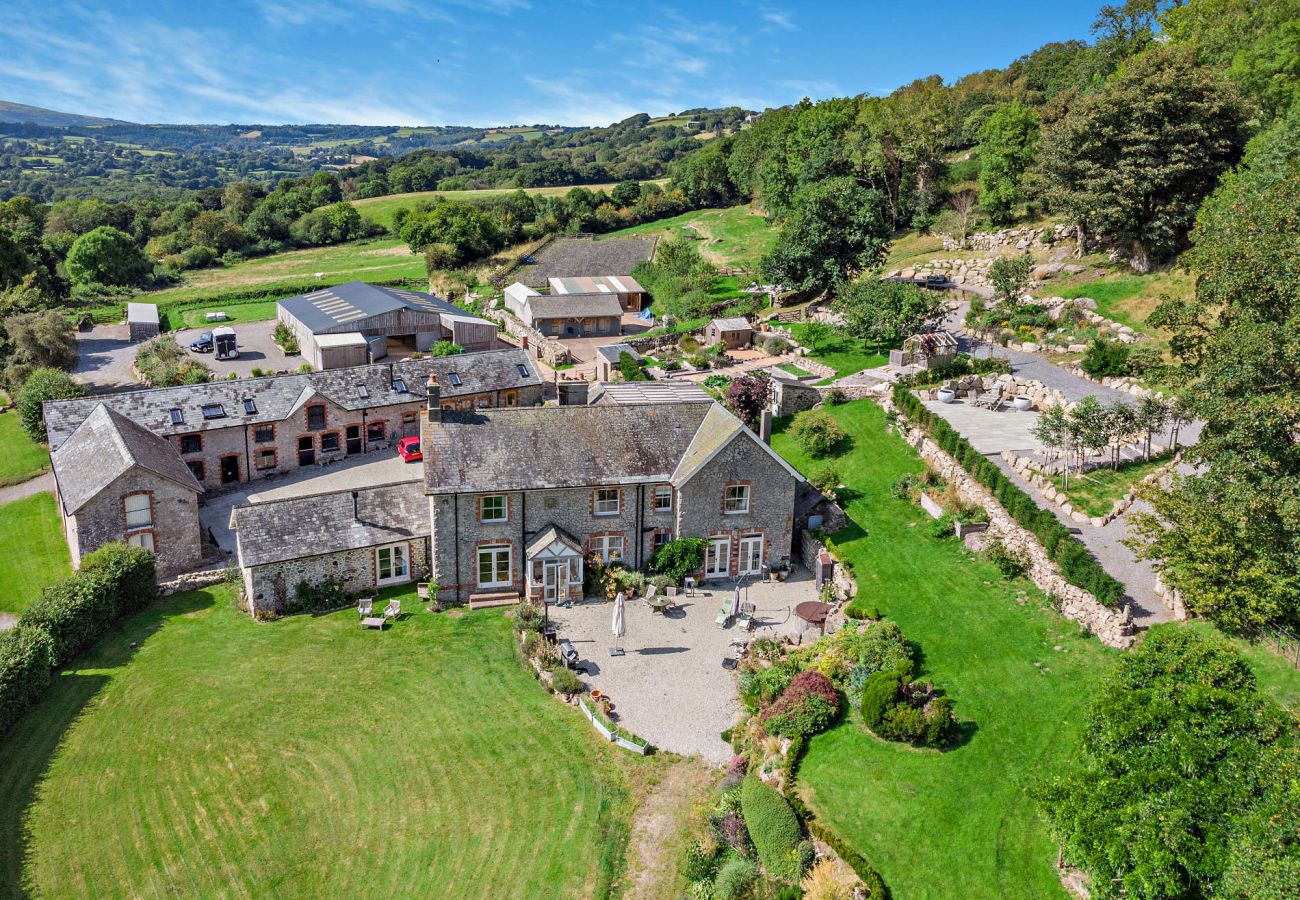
423;400;803;494
277;281;480;334
594;343;640;364
44;349;542;449
424;402;715;494
709;316;752;332
52;405;202;515
588;380;710;405
515;236;657;288
233;482;428;568
524;294;625;319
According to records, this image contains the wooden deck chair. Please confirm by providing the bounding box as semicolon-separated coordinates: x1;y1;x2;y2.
383;599;401;620
358;597;374;618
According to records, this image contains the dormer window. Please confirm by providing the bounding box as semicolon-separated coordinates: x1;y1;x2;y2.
201;404;226;420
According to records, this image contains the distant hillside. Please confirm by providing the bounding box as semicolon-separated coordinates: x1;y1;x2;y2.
0;100;130;127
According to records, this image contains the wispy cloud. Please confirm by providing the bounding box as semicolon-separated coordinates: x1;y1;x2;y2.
761;9;796;31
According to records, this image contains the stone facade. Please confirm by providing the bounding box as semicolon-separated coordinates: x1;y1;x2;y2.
62;467;201;578
243;537;431;616
429;435;796;604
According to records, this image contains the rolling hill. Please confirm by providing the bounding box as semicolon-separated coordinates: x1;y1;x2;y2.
0;100;130;127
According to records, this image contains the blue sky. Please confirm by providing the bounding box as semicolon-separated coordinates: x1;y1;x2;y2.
1;1;1101;126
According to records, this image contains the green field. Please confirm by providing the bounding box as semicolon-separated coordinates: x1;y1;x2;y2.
0;411;49;487
116;238;428;327
601;205;776;268
1055;269;1192;339
0;585;635;897
352;180;668;229
0;492;69;616
781;323;890;380
772;400;1117;898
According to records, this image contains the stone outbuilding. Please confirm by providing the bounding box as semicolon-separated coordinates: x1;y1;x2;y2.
233;482;430;615
593;343;641;381
50;404;204;577
126;303;160;343
277;281;497;369
704;316;753;350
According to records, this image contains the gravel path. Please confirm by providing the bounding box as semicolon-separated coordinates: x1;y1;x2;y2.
0;471;54;505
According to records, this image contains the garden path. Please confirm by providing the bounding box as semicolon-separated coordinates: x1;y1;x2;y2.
0;471;52;506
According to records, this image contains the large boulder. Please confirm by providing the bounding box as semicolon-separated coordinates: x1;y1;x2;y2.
1031;263;1064;280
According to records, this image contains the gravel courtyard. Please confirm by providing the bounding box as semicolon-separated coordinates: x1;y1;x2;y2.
548;571;821;763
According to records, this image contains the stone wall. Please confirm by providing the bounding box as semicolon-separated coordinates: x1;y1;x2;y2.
798;530;857;604
885;406;1136;648
159;568;228;596
67;467;202;578
496;309;571;366
939;223;1078;253
913;373;1070;411
1000;449;1178;528
243;537;431;615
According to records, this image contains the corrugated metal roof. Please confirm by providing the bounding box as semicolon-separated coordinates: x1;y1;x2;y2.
277;281;482;334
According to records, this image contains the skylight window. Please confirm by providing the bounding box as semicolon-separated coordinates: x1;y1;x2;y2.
516;364;529;378
243;398;257;415
392;377;408;394
357;383;370;400
169;408;184;425
448;372;462;387
201;404;226;420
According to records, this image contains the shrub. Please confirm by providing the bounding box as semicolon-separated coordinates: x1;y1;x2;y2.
16;367;85;442
923;696;959;746
857;621;913;675
843;600;879;621
739;663;796;710
805;821;888;898
650;537;706;583
763;335;791;355
714;853;758;900
21;542;156;667
272;321;299;354
513;600;546;633
0;626;53;737
1081;337;1131;379
761;670;840;738
428;340;463;357
802;856;858;900
860;668;903;729
548;666;582;696
685;840;721;884
790;410;846;457
741;776;803;882
889;474;915;500
983;540;1028;579
808;463;841;499
823;387;846;406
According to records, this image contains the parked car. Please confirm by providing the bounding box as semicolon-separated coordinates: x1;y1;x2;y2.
190;332;214;353
396;436;422;462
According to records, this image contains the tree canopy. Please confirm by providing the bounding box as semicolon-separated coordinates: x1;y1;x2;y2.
64;225;152;287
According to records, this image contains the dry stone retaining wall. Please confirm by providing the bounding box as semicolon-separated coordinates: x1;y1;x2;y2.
940;223;1078;253
1000;450;1178;528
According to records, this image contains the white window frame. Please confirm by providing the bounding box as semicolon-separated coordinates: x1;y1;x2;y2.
739;534;764;576
593;488;620;517
653;485;673;512
724;484;751;515
705;537;731;578
477;544;512;589
479;494;507;523
124;493;153;531
591;534;624;563
128;532;155;552
375;543;408;585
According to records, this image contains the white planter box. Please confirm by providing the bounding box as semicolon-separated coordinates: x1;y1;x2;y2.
919;493;945;520
614;735;650;755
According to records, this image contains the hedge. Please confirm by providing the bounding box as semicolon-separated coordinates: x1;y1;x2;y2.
891;385;1125;607
740;775;803;882
0;542;156;739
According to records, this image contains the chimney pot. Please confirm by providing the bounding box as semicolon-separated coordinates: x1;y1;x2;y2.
427;373;441;423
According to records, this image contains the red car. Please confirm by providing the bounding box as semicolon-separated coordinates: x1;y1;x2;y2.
396;436;422;462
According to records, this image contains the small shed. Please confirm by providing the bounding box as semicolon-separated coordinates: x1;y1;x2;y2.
594;343;641;381
890;331;959;371
504;282;540;318
314;333;370;370
704;316;753;350
127;303;160;342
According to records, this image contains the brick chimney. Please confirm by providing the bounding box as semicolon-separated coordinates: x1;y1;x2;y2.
426;373;441;422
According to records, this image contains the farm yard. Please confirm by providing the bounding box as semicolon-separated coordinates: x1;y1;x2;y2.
0;585;639;898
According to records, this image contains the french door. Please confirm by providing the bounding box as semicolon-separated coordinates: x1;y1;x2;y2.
376;544;407;585
705;537;730;579
738;535;764;576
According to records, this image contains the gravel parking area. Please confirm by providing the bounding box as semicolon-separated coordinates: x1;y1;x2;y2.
72;324;137;389
73;319;294;389
549;571;820;763
172;320;294;378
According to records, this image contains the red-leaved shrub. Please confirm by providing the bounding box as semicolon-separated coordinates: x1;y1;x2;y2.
760;669;840;738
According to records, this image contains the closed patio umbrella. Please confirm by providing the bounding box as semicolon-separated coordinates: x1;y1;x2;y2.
610;591;626;656
732;584;742;618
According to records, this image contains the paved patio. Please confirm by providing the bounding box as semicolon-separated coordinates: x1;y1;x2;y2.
922;398;1044;455
548;571;822;763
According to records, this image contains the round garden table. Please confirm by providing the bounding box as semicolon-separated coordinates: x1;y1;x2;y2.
794;601;832;632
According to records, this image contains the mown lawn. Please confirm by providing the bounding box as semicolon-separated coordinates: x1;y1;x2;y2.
1052;453;1171;518
602;204;776;268
175;299;281;329
782;323;890;380
0;492;68;616
772;400;1116;899
0;586;635;898
0;411;49;487
1054;269;1193;340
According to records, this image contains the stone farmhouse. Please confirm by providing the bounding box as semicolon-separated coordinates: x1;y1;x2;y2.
422;383;802;607
232;381;802;614
45;349;543;578
276;281;497;369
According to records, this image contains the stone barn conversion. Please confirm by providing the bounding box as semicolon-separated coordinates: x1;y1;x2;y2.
234;482;430;615
549;275;645;312
277;281;497;369
50;404;204;578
